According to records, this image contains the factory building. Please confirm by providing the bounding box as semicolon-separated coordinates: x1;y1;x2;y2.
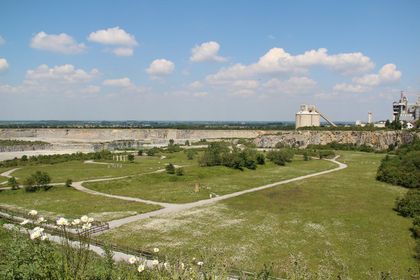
295;104;336;129
392;92;420;122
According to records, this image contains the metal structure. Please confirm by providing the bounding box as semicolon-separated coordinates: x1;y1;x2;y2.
392;91;420;122
295;104;336;129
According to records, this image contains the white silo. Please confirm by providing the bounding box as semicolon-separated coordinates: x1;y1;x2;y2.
295;105;321;129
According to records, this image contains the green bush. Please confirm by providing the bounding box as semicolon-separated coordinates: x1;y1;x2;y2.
266;149;294;166
23;171;51;192
256;153;265;165
7;177;19;190
65;179;73;188
318;150;335;159
395;189;420;218
165;163;176;174
175;167;184;176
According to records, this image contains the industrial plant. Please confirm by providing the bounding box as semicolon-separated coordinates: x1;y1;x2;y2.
392;92;420;123
295;104;336;129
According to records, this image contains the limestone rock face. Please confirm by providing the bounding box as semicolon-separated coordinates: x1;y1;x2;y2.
0;128;418;151
253;131;420;150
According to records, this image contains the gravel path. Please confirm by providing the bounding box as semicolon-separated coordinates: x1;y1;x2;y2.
87;156;347;231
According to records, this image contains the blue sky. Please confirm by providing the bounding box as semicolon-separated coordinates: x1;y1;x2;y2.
0;0;419;121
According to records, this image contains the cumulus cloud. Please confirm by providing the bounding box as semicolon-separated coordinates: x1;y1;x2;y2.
0;35;5;45
146;59;175;76
30;32;86;54
112;47;134;57
88;27;138;46
333;83;368;93
103;77;132;87
0;64;100;97
263;77;317;94
25;64;98;84
188;81;203;90
353;63;401;86
334;63;401;93
190;41;226;62
88;27;138;56
0;58;9;71
207;48;374;82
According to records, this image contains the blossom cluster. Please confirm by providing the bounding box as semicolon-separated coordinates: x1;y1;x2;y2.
56;215;94;230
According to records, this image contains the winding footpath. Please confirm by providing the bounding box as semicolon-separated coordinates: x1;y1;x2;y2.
74;156;347;231
1;157;347;232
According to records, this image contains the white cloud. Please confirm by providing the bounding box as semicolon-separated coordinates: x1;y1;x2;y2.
146;59;175;76
333;83;368;93
188;81;203;90
0;58;9;71
263;77;317;94
88;27;137;46
88;27;138;57
334;63;401;93
353;63;401;86
112;47;134;57
207;48;374;82
103;77;132;87
190;41;226;62
0;35;5;45
30;32;86;54
25;64;98;84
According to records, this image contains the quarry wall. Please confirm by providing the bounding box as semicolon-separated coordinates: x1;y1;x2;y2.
0;128;418;151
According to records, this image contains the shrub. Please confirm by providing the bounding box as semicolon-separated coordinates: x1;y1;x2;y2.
175;167;184;176
127;154;135;162
303;151;310;161
318;150;335;159
65;179;73;188
137;149;143;156
7;177;19;190
23;171;51;192
185;149;196;160
256;153;265;165
395;189;420;218
146;147;160;156
266;149;294;166
165;163;176;174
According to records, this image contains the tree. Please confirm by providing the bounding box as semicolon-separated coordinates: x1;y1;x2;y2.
7;177;19;190
185;140;190;146
256;153;265;165
21;155;28;161
33;171;51;191
185;149;196;160
127;154;135;162
24;176;37;192
266;149;294;166
137;150;143;156
65;179;73;188
165;163;176;174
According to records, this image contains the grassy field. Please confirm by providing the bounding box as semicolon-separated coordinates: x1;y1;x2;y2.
10;152;192;183
0;187;160;222
99;152;418;278
85;157;336;203
0;167;12;184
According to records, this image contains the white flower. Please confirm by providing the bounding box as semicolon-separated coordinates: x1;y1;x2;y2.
80;215;89;223
28;210;38;216
82;223;92;230
29;227;44;240
36;217;46;223
41;235;48;241
163;262;169;269
30;231;41;240
152;260;159;266
137;264;145;273
128;256;137;264
20;219;29;225
209;194;213;198
197;261;204;266
72;219;81;226
153;247;159;253
56;217;69;226
88;217;94;223
180;262;185;270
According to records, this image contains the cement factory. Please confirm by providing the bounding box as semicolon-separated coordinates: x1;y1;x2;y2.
295;92;420;129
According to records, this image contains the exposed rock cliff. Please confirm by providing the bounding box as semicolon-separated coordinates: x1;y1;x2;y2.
253;130;420;150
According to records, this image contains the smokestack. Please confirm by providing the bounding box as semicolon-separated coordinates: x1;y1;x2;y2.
368;112;372;124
